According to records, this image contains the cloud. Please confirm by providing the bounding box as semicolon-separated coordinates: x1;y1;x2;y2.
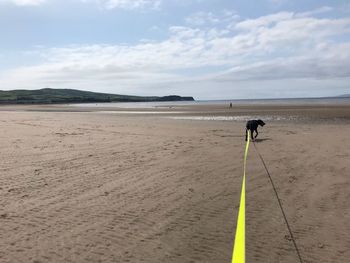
82;0;162;10
0;0;46;6
1;8;350;98
185;10;239;27
1;0;160;9
217;43;350;81
297;6;334;17
185;11;220;26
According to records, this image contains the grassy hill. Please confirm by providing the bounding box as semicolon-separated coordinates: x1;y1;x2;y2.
0;88;194;104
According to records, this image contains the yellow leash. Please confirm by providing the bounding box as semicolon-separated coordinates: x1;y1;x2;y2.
231;131;303;263
231;131;250;263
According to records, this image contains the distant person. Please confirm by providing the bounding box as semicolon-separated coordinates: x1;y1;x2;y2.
245;119;265;141
229;102;232;108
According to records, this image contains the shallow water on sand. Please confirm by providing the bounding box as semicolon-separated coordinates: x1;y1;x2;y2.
70;97;350;108
167;115;296;121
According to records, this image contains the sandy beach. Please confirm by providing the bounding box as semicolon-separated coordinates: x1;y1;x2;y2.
0;103;349;263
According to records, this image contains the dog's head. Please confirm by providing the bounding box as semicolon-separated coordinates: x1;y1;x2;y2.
257;119;265;127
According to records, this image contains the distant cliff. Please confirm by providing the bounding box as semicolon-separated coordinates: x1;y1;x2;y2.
0;88;195;104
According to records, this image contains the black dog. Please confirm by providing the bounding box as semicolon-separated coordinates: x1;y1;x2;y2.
245;119;265;141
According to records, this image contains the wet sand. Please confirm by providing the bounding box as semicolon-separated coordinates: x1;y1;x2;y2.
0;104;349;262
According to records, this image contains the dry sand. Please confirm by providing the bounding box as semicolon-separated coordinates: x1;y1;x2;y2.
0;104;349;263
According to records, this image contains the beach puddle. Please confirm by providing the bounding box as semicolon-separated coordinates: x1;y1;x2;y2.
167;115;298;121
97;111;187;114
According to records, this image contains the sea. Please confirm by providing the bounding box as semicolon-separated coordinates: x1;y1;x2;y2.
70;97;350;108
68;97;350;122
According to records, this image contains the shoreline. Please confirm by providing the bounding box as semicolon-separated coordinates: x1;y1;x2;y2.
0;103;349;124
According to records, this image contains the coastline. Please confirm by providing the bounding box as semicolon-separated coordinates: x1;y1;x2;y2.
1;100;350;122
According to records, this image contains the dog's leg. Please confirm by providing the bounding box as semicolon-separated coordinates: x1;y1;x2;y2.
255;130;258;139
251;129;255;141
245;129;248;141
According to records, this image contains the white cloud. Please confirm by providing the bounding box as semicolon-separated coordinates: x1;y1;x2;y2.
1;0;160;9
296;6;334;18
82;0;162;10
217;43;350;81
185;11;220;26
185;10;239;27
0;0;46;6
235;12;294;30
1;9;350;98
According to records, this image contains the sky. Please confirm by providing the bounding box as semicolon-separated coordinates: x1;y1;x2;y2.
0;0;350;99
